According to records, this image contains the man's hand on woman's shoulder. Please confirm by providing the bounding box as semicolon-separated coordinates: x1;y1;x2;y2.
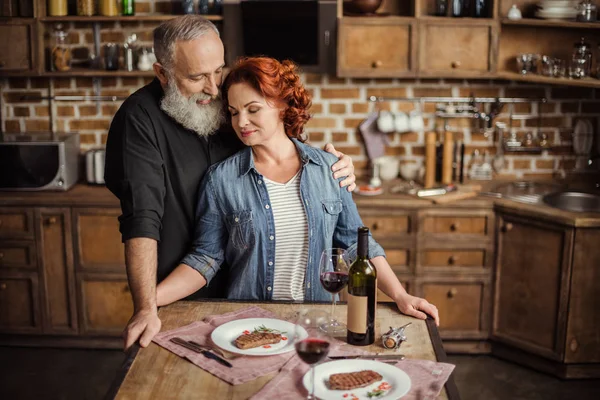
324;143;357;192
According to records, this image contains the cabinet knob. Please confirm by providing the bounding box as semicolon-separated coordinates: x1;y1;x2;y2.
451;61;461;69
570;338;579;353
47;217;58;225
502;223;513;232
0;252;4;260
371;222;380;231
372;60;383;68
450;222;459;232
448;255;458;265
0;61;5;68
447;288;458;298
0;283;6;290
123;285;131;294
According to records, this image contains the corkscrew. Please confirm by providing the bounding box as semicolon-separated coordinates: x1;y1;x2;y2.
382;322;412;350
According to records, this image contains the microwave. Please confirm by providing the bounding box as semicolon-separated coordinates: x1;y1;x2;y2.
222;0;336;73
0;133;80;191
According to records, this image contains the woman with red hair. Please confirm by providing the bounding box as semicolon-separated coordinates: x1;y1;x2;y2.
157;57;439;324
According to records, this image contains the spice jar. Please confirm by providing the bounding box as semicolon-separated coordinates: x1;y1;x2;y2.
77;0;96;16
99;0;118;16
48;0;68;16
571;37;593;78
577;0;597;22
51;25;72;72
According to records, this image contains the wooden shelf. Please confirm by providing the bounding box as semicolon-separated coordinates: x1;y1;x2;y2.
42;69;155;77
501;18;600;29
498;71;600;88
39;14;223;22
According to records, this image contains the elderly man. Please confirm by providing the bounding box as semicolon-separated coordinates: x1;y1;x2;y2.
104;15;356;351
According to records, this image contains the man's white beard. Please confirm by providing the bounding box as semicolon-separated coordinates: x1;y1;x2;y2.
160;80;225;137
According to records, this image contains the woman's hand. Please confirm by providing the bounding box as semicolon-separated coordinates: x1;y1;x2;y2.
394;292;440;326
324;143;356;192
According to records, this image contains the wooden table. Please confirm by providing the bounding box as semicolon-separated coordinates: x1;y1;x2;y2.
106;301;460;400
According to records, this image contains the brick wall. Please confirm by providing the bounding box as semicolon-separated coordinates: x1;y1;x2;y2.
1;2;597;179
1;75;594;179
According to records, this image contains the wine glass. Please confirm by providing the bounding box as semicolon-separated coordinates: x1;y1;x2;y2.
294;309;331;400
319;248;350;336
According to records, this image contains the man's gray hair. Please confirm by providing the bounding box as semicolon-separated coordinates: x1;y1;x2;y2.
153;15;220;71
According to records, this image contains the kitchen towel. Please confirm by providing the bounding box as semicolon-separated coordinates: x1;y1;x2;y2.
152;306;297;385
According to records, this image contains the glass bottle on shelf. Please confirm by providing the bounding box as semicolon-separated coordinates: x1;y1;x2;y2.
435;0;448;16
48;0;68;16
51;24;72;72
472;0;489;18
452;0;470;17
122;0;135;16
77;0;95;16
198;0;209;14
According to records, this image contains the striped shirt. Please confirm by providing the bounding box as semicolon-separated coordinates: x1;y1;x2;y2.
264;170;309;301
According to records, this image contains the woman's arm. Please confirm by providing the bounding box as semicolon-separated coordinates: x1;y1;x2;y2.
370;256;440;326
156;170;227;306
156;264;207;306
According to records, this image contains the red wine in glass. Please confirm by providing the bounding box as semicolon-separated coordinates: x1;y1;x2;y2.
295;338;331;365
320;271;349;294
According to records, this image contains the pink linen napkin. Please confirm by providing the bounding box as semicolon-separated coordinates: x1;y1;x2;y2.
152;306;298;385
251;351;455;400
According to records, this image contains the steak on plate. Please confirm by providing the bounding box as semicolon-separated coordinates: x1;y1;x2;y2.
328;370;383;390
234;332;282;349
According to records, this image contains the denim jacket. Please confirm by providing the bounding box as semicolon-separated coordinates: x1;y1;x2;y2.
181;139;385;301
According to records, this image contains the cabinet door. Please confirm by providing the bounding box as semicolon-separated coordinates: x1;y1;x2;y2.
72;208;125;272
338;18;417;77
78;274;133;335
0;21;34;72
419;279;491;339
0;273;41;333
419;20;497;77
36;208;78;334
493;214;573;361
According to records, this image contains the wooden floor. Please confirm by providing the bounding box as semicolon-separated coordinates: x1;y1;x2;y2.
0;347;599;400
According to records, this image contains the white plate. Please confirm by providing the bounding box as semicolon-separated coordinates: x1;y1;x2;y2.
302;359;411;400
210;318;306;356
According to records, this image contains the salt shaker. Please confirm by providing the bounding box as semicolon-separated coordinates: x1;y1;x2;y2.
123;33;137;72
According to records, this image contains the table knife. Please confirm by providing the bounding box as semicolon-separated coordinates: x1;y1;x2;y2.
170;337;233;368
328;354;405;361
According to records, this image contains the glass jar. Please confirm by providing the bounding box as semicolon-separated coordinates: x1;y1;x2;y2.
577;0;597;22
77;0;95;16
572;37;592;77
51;25;71;72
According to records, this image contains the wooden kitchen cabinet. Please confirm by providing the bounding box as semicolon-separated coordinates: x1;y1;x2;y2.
0;273;41;333
492;210;600;378
36;208;78;334
0;207;34;239
78;274;132;335
0;20;36;73
337;17;417;77
418;19;498;77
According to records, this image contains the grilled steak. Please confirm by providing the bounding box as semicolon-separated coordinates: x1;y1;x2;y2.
234;332;282;349
328;370;383;390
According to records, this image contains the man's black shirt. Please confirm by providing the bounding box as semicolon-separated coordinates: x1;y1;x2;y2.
104;78;242;297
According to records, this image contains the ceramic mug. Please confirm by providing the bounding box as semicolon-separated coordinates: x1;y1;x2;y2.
377;111;395;133
394;111;410;133
409;111;425;132
374;156;400;181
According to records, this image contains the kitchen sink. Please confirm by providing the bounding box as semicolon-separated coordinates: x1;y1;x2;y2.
542;191;600;213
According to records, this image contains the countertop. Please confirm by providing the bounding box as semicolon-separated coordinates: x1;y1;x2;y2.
1;180;599;227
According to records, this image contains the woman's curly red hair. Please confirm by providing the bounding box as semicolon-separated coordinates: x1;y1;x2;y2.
222;57;312;142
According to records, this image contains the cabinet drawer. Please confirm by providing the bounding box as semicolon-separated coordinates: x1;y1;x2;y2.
422;283;484;333
0;274;41;333
0;241;37;269
79;276;133;335
419;22;495;76
338;18;416;77
74;209;125;270
362;216;410;237
422;250;485;267
0;208;34;239
423;216;488;235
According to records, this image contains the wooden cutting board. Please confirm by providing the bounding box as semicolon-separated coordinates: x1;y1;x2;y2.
429;184;482;204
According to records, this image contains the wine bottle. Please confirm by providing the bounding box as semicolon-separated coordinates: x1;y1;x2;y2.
347;227;377;346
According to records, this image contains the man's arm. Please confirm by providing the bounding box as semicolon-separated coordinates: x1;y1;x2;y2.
123;238;162;351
